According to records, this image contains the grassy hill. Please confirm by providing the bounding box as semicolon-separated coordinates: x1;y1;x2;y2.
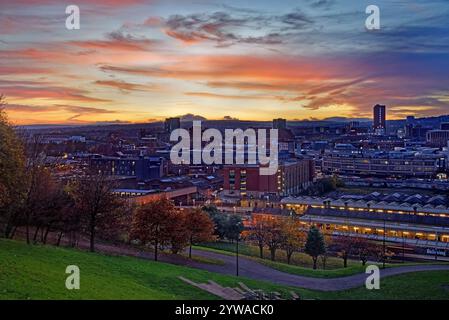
1;239;449;300
0;239;300;300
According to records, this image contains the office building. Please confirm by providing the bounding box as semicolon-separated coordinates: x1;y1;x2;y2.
90;155;165;181
322;148;446;178
223;158;315;198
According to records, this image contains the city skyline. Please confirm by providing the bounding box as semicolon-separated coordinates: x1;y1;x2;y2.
1;0;449;125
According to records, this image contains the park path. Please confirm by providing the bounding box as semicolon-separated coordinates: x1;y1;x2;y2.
71;239;449;291
182;248;449;291
20;229;449;292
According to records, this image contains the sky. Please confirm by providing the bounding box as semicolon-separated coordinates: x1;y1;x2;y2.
1;0;449;125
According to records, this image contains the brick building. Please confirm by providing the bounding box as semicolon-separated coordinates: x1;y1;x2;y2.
222;158;314;198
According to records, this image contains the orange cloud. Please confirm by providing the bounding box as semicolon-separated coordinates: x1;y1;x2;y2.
0;66;54;75
69;35;156;52
99;54;343;81
1;86;110;103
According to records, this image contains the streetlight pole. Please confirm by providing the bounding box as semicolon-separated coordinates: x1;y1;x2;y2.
383;219;386;269
236;236;239;276
402;233;405;263
435;232;439;261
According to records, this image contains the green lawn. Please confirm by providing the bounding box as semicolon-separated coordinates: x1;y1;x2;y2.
1;239;449;300
256;259;370;278
323;271;449;300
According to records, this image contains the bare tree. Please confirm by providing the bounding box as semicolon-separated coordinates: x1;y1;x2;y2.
21;135;50;243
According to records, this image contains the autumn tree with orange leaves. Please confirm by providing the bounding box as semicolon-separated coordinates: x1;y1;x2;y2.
131;197;177;261
280;218;307;264
246;214;273;259
183;208;215;258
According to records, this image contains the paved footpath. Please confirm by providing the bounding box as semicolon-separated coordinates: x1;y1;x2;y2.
173;248;449;291
53;234;449;292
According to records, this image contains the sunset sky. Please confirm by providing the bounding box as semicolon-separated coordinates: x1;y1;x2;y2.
1;0;449;125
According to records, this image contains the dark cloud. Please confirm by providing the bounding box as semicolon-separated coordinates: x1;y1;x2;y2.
162;9;312;47
308;0;336;9
279;11;314;30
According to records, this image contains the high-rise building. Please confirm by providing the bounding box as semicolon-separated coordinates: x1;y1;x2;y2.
273;118;287;130
373;104;386;135
164;117;181;133
440;122;449;130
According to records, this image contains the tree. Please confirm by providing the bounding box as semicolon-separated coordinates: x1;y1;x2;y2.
280;218;306;264
224;214;244;242
305;175;344;196
21;134;54;244
264;217;285;261
368;241;394;266
167;212;189;255
352;236;376;266
304;226;326;270
0;95;26;238
333;235;354;268
203;205;227;239
320;232;332;270
23;164;52;244
203;206;244;243
53;185;80;247
131;197;177;261
184;208;215;258
202;205;220;217
41;185;76;245
70;171;123;252
211;213;228;239
25;168;62;244
247;214;272;259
